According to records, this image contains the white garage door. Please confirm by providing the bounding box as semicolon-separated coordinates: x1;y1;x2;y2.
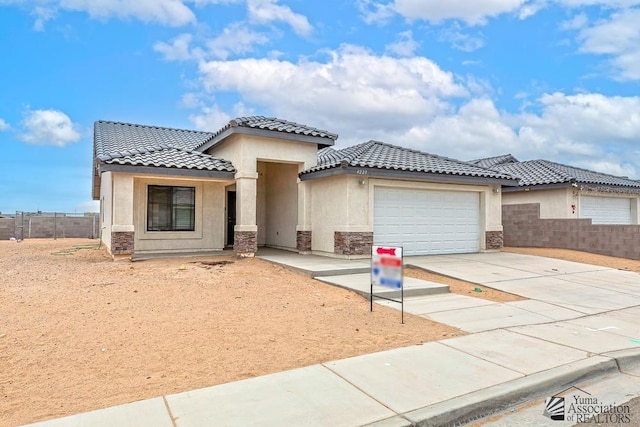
580;196;632;225
374;187;480;256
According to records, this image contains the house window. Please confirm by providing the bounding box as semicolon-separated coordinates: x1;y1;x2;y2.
147;186;195;231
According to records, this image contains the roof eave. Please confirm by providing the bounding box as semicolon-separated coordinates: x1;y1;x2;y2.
502;182;573;192
196;126;336;153
300;166;518;186
99;163;236;180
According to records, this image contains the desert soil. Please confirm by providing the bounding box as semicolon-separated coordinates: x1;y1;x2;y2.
503;247;640;273
404;267;525;303
0;239;463;426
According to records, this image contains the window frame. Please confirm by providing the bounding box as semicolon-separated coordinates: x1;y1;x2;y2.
146;185;196;232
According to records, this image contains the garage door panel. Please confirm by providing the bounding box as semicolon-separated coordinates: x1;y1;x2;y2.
581;196;631;225
374;187;480;256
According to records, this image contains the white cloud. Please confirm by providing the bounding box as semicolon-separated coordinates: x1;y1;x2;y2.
3;0;196;28
61;0;196;26
206;22;269;59
247;0;312;36
439;25;485;51
32;5;56;31
518;0;546;19
154;33;198;61
400;98;519;159
371;0;529;25
575;8;640;80
554;0;640;7
384;30;419;57
357;0;395;24
519;92;640;144
197;45;467;137
560;12;588;31
154;24;269;62
189;102;254;131
395;93;640;177
575;159;637;178
19;109;81;147
0;118;9;131
191;40;640;177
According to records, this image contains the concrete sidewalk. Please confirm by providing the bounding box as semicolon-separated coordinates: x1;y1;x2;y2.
25;252;640;426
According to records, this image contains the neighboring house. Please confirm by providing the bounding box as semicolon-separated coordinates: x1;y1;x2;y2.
469;155;640;224
470;155;640;259
93;116;517;259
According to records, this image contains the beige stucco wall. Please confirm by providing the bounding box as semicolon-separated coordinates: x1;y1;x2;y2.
208;134;318;174
264;162;298;249
208;133;315;246
256;162;267;245
128;176;228;254
112;173;135;232
99;171;113;251
310;175;502;255
310;175;350;254
502;188;575;219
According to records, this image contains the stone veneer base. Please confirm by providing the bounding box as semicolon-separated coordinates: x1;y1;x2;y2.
485;231;504;250
234;230;257;256
111;231;134;255
334;231;373;256
296;231;312;252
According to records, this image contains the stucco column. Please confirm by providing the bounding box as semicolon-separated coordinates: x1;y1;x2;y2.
483;186;504;250
296;178;312;253
234;172;258;256
111;174;135;255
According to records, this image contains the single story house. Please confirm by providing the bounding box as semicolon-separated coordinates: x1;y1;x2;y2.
93;117;517;259
469;154;640;259
469;154;640;224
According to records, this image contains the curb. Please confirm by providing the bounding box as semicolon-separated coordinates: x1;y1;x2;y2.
367;351;640;427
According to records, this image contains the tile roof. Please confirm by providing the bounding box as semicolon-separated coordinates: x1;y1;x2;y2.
94;121;234;172
199;116;338;149
468;154;519;169
104;147;236;172
493;160;640;188
302;140;517;180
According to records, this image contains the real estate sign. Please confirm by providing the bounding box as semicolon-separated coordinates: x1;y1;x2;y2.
370;245;404;323
371;245;403;289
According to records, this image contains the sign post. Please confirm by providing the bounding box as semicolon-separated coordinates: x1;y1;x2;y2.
370;245;404;323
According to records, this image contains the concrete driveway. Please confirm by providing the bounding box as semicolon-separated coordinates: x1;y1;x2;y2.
402;251;640;348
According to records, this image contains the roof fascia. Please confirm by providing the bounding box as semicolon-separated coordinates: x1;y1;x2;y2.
197;127;335;153
99;164;235;180
502;182;572;192
300;166;518;186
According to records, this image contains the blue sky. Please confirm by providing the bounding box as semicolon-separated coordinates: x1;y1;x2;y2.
1;0;639;213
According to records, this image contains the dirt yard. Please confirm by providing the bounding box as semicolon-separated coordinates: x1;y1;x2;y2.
503;247;640;273
404;267;525;302
0;239;463;426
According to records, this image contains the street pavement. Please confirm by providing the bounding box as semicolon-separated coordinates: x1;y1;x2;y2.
24;252;640;426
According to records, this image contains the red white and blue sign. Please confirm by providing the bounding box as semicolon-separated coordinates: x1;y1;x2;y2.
371;245;403;289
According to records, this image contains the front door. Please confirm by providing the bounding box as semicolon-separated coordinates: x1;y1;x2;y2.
226;191;236;246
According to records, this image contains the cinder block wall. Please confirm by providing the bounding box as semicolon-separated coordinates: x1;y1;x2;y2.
0;214;99;240
0;218;14;240
503;203;640;260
